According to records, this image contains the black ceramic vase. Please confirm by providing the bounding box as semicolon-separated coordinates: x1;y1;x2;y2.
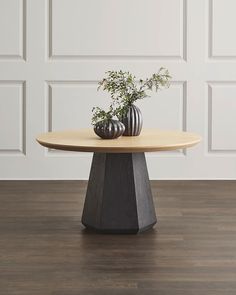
120;104;143;136
94;119;125;139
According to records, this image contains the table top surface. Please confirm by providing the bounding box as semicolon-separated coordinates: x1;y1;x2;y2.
36;129;201;153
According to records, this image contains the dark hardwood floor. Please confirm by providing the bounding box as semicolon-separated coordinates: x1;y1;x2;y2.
0;180;236;295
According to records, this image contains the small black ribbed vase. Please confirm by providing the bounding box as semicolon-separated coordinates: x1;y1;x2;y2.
94;119;125;139
120;104;143;136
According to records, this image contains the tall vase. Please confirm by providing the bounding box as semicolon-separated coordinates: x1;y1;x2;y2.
120;104;143;136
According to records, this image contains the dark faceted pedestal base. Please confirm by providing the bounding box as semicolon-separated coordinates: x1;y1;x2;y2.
82;153;157;234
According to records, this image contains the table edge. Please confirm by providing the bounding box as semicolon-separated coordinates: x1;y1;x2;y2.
36;138;201;153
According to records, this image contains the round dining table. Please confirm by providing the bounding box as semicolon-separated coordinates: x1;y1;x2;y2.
37;129;201;234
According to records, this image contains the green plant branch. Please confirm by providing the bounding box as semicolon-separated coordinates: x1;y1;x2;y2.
92;68;171;125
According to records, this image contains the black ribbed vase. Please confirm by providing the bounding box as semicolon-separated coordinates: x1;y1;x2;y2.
120;104;143;136
94;119;125;139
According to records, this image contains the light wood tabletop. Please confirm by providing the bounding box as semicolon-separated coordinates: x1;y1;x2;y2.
36;128;201;153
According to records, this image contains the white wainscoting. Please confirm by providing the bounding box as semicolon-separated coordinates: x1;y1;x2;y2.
0;0;236;179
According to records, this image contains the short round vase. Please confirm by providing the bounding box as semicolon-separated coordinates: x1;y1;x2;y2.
94;119;125;139
120;104;143;136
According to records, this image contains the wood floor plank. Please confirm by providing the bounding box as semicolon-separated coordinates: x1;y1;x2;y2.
0;180;236;294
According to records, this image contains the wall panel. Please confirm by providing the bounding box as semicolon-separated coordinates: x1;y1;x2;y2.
0;0;236;178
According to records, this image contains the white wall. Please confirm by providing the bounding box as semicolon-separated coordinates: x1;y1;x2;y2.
0;0;236;179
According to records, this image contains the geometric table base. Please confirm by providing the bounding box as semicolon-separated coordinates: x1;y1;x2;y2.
82;153;157;234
